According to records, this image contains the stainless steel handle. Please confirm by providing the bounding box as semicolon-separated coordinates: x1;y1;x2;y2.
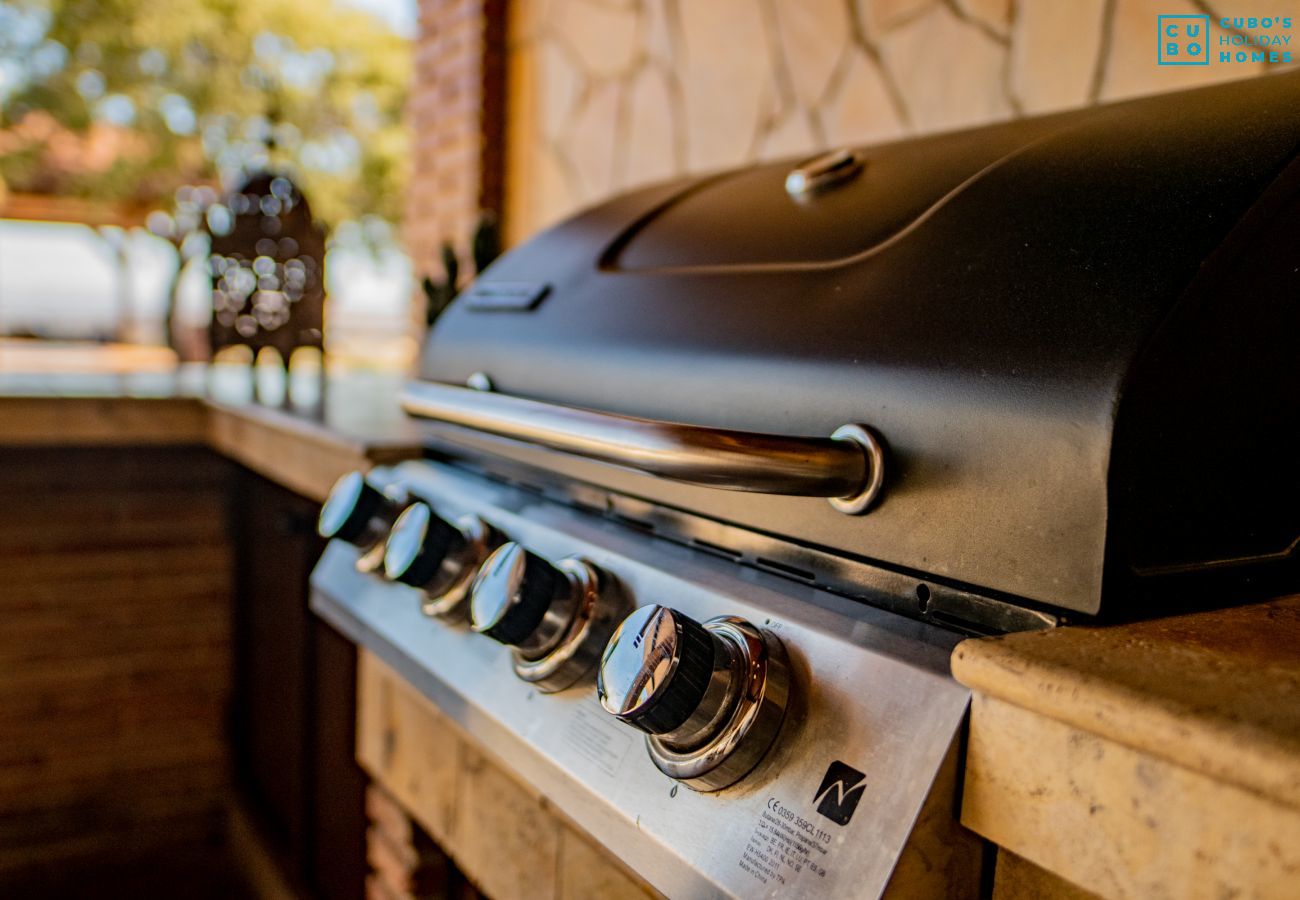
400;381;885;514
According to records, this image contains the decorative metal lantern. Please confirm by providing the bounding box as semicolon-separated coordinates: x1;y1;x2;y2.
206;172;325;364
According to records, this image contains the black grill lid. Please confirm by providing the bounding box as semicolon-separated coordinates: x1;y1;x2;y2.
417;71;1300;617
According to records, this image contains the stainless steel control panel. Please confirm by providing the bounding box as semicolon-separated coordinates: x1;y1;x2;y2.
310;461;980;899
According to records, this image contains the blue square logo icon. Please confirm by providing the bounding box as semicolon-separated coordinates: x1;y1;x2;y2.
1158;15;1211;65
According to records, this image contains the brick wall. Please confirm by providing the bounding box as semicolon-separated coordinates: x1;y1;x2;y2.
405;0;506;306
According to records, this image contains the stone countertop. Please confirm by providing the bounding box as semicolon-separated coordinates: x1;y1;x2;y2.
953;596;1300;898
952;596;1300;811
0;364;423;499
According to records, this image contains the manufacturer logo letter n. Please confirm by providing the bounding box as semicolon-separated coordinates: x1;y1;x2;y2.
813;761;868;826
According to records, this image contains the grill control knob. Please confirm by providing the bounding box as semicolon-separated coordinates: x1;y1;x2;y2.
318;472;403;569
596;605;722;735
470;543;576;655
319;471;399;547
383;502;497;618
469;542;625;692
597;605;790;791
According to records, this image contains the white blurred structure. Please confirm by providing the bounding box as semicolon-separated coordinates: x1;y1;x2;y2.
0;218;415;369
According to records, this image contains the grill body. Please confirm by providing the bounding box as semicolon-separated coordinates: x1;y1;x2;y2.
418;72;1300;617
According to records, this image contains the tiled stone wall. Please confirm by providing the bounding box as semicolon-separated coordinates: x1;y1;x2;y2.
502;0;1300;243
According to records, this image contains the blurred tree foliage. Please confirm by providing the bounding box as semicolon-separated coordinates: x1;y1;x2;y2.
0;0;410;233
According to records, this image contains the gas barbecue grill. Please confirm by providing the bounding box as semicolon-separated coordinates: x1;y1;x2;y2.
311;70;1300;898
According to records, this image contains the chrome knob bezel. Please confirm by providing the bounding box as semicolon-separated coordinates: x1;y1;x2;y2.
507;558;622;692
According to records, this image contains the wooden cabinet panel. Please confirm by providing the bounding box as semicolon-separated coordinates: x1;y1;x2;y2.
230;467;367;900
0;446;233;895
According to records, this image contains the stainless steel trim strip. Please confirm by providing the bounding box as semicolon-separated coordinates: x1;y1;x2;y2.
400;380;884;510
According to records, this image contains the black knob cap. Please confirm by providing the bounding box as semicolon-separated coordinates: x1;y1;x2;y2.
470;543;570;649
318;471;393;545
597;605;721;735
382;502;467;589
